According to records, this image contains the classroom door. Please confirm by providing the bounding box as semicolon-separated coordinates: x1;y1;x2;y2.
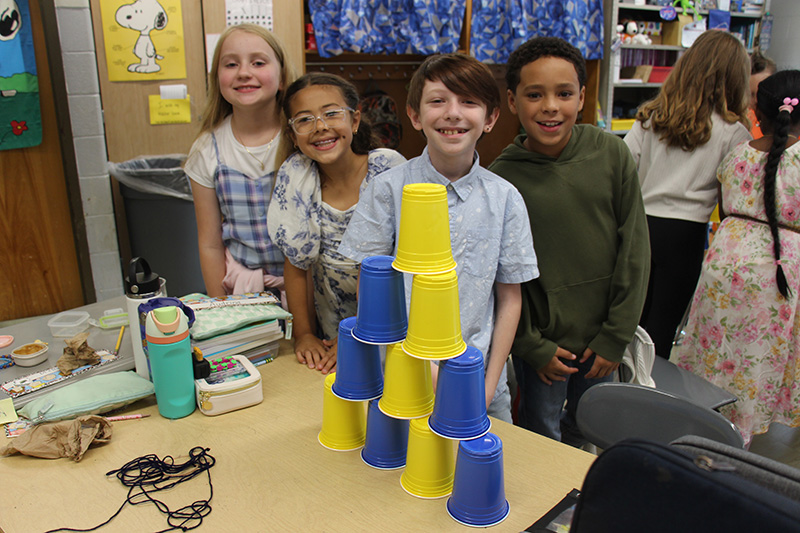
0;0;85;321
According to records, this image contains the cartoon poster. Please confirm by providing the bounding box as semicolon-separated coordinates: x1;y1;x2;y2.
0;0;42;150
100;0;187;82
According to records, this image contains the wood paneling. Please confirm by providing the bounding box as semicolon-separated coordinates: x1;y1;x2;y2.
0;0;84;320
90;0;208;162
200;0;305;76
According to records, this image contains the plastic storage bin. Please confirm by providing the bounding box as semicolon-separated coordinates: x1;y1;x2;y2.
109;156;205;297
48;311;90;337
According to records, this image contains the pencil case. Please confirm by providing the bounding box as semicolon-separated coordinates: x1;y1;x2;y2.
194;355;263;416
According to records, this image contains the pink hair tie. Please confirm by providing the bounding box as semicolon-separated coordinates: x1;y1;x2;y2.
780;97;799;114
776;259;783;266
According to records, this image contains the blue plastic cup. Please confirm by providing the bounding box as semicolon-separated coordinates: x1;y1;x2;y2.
331;317;383;401
428;347;491;440
447;433;510;527
361;399;410;470
352;256;408;345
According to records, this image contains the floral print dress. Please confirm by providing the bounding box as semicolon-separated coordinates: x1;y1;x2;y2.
267;148;405;340
675;141;800;445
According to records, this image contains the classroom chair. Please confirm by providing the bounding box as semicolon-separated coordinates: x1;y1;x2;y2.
575;382;745;451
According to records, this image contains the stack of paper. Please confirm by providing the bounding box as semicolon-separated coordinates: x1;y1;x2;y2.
193;320;284;363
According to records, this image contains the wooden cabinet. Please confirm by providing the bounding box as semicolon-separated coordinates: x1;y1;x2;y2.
599;1;768;135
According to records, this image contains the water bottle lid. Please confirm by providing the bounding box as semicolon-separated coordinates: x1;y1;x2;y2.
125;257;161;295
152;306;180;334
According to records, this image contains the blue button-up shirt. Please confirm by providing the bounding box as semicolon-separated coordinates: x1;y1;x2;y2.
339;147;539;361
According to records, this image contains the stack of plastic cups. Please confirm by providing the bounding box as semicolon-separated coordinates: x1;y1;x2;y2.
338;255;412;466
320;316;382;452
380;183;462;500
447;433;510;527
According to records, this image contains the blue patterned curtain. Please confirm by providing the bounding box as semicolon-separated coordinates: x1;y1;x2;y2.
309;0;467;57
471;0;604;64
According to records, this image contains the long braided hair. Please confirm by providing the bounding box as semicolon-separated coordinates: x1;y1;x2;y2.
755;70;800;299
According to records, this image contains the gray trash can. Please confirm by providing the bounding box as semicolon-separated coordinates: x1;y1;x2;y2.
109;156;205;297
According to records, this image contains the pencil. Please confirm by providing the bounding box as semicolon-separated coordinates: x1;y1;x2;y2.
106;414;150;421
114;326;125;355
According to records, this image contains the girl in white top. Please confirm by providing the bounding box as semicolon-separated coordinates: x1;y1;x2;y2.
184;24;296;297
624;30;751;359
268;73;405;373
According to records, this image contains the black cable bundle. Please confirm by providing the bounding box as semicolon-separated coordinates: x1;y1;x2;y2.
46;446;216;533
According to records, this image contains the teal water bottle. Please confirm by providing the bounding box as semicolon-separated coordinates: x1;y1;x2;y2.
145;305;195;419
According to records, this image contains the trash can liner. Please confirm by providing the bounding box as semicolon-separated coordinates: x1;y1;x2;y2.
108;155;192;201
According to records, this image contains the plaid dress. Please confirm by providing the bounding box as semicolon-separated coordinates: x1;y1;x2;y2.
211;134;284;276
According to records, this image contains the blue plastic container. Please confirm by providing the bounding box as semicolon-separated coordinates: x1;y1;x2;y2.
145;305;195;419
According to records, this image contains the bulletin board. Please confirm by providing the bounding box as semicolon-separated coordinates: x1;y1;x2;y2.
90;0;207;162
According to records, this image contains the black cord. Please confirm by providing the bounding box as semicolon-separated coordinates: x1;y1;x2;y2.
46;446;215;533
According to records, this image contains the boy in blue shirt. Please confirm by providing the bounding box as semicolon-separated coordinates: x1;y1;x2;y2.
489;37;650;444
339;53;538;422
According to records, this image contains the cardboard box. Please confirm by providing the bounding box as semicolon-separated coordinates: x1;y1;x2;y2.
662;15;693;46
635;65;654;82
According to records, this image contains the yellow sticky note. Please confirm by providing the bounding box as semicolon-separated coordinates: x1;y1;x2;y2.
149;94;191;124
0;398;18;425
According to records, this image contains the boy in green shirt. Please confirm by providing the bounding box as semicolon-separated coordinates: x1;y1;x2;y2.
489;37;650;445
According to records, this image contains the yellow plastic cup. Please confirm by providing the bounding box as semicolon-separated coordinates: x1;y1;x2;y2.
392;183;457;275
318;372;366;451
378;343;435;419
400;416;455;499
402;270;467;360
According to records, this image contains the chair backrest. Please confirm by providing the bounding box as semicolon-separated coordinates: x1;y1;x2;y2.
617;326;656;387
576;382;745;450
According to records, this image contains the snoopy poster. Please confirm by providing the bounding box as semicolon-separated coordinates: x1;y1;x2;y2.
0;0;42;150
100;0;187;82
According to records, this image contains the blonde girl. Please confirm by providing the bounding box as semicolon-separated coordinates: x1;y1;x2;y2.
267;73;404;373
624;30;752;359
185;24;296;297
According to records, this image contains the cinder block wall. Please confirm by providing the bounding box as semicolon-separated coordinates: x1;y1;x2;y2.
55;0;124;301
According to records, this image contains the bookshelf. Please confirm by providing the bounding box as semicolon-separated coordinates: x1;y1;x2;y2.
599;0;769;135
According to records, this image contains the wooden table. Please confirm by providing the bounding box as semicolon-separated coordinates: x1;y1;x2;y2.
0;343;596;532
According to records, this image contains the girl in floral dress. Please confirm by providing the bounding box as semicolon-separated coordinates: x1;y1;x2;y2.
267;73;405;374
676;70;800;445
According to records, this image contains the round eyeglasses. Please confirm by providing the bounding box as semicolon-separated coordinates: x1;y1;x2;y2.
288;107;354;135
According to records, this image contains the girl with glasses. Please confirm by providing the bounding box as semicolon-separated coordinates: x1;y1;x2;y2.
268;73;405;373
